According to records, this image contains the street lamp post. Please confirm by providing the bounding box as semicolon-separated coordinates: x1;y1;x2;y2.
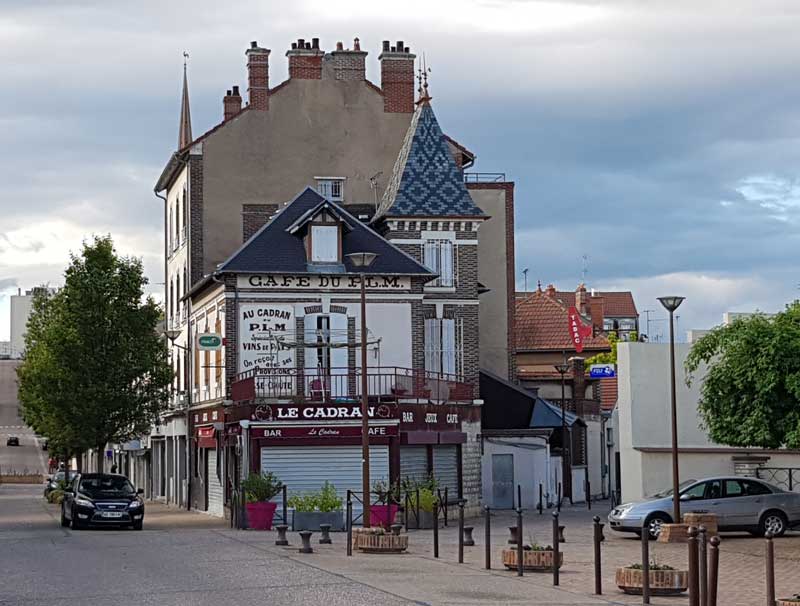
346;252;378;527
657;296;685;523
164;328;192;511
554;356;571;507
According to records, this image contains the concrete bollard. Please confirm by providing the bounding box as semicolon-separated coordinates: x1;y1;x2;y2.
463;526;475;547
319;523;332;544
299;530;313;554
508;525;520;545
275;524;289;546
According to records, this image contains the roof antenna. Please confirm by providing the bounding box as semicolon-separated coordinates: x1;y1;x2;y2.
369;171;383;213
522;268;529;293
183;50;189;66
581;253;589;283
416;53;432;105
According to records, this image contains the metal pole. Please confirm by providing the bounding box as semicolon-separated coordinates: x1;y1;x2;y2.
516;507;524;577
688;526;699;606
360;275;371;528
346;492;352;557
765;532;775;606
593;516;602;595
560;362;569;505
641;523;651;604
557;483;561;512
699;526;708;606
668;309;681;523
433;500;439;558
458;500;465;564
517;484;522;510
708;536;720;606
484;506;491;570
538;483;543;514
282;484;288;526
552;512;560;586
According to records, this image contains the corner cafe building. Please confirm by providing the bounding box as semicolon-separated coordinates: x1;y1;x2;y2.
186;189;482;518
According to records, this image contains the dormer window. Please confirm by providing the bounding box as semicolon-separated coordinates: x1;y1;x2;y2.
311;225;339;262
316;177;344;202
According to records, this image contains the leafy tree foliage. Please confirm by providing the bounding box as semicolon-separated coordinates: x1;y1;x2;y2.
685;303;800;449
17;236;173;471
585;331;619;365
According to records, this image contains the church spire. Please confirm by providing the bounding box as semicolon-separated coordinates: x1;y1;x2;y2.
178;52;193;150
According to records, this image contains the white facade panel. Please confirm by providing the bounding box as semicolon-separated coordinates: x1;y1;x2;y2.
206;449;224;516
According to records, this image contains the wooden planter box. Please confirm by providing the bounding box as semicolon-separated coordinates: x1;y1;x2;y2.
502;548;563;572
682;512;718;536
657;523;690;543
352;528;408;553
615;567;688;595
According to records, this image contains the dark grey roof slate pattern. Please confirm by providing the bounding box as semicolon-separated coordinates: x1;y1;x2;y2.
219;188;433;276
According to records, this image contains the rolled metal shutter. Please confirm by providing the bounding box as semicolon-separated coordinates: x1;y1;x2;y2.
400;446;429;486
261;445;389;518
433;445;459;502
206;449;224;516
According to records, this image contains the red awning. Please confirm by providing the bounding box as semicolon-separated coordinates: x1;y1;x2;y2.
196;426;216;448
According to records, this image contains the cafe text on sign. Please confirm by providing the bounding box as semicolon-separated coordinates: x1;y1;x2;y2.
240;274;410;291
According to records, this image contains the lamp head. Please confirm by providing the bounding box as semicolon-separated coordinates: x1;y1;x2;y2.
658;296;685;313
163;329;181;343
345;252;378;268
554;363;570;375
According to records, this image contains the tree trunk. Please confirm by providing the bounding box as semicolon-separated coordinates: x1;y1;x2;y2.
76;451;83;473
96;445;105;474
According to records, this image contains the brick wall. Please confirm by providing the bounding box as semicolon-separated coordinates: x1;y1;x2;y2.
242;204;278;242
331;50;367;81
245;43;270;112
188;155;204;285
461;411;483;516
288;51;324;79
378;50;415;113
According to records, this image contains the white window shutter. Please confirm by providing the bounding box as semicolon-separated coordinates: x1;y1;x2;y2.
441;241;454;287
441;318;456;375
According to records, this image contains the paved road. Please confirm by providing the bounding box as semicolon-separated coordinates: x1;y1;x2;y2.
0;360;46;476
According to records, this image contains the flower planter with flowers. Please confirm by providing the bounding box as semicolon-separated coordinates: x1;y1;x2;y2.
502;544;563;572
777;595;800;606
289;481;344;531
352;527;409;553
616;563;688;595
242;471;283;530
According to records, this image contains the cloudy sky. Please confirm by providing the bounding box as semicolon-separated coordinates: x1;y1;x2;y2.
1;0;799;342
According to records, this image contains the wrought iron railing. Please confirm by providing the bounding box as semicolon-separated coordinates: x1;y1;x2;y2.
463;172;506;183
756;467;800;492
231;366;473;404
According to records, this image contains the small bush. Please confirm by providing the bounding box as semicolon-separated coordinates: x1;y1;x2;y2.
288;482;343;512
47;489;65;504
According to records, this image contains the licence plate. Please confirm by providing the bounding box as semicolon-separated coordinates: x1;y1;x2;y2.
101;512;123;518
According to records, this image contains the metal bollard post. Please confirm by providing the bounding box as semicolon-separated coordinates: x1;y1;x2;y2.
282;484;288;526
390;523;402;536
538;483;543;515
517;484;522;510
346;498;352;557
458;500;465;564
444;487;449;527
708;536;720;606
298;530;313;554
319;523;332;544
698;526;707;606
587;480;592;510
404;491;409;531
552;512;560;586
641;523;651;604
593;515;602;595
463;526;475;546
484;506;491;570
275;524;289;546
516;507;524;577
433;500;439;558
765;532;775;606
688;526;699;606
557;483;562;512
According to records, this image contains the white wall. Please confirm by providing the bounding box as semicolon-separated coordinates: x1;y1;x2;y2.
10;293;33;357
481;437;551;509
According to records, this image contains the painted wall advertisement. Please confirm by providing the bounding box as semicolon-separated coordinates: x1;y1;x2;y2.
238;304;296;390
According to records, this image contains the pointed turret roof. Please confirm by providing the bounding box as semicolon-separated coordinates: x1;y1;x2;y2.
375;102;484;219
178;60;193;150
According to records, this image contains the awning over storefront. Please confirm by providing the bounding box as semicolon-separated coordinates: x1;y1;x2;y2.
196;426;216;448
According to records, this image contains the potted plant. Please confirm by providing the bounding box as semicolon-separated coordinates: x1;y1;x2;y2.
401;475;440;529
241;471;283;530
289;481;344;531
777;595;800;605
615;561;688;595
502;536;562;571
371;479;401;528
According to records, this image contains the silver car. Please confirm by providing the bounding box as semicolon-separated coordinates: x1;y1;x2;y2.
608;476;800;539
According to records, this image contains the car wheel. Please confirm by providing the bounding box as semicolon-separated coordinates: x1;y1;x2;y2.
60;505;69;527
132;520;143;531
758;511;788;537
645;513;671;540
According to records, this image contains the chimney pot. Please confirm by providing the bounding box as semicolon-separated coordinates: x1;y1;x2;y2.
232;85;239;95
396;40;404;51
226;89;232;96
336;41;344;51
312;37;319;49
382;40;390;52
390;46;396;52
297;38;305;48
291;42;297;49
353;37;360;51
305;42;311;49
404;46;410;53
250;41;257;48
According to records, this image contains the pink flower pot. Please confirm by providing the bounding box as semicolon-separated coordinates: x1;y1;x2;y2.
246;501;278;530
370;504;399;529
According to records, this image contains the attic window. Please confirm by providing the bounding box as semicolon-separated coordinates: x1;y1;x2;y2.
316;178;344;202
311;225;339;262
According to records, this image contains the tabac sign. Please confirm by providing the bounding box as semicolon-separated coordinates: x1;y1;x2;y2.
238;274;410;291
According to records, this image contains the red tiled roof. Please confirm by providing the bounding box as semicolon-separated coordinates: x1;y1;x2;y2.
598;377;618;411
515;290;610;352
516;290;638;318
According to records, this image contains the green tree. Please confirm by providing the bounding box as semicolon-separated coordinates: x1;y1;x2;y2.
685;303;800;449
585;331;619;365
17;236;173;472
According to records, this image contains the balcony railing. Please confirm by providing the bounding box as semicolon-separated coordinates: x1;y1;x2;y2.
231;366;474;405
463;172;506;183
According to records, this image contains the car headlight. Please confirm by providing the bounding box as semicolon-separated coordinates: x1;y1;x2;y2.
128;501;142;509
614;504;634;518
75;497;94;508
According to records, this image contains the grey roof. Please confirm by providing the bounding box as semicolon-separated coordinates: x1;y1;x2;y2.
375;103;485;219
218;187;434;276
530;398;584;429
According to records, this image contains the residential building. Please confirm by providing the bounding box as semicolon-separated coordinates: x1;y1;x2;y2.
149;36;515;517
9;287;58;358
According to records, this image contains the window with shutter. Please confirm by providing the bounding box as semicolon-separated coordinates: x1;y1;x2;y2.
311;225;339;262
425;318;464;377
422;238;455;287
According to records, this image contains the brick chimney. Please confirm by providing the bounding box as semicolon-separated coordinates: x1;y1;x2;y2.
575;283;588;314
246;41;270;111
589;295;604;333
378;40;415;113
223;86;242;121
286;37;324;80
569;356;586;416
331;37;367;81
545;283;557;298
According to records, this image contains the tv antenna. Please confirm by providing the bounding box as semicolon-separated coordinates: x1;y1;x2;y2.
522;268;529;292
581;254;589;283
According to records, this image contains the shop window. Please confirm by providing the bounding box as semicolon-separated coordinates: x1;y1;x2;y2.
424;318;463;376
423;238;455;287
311;225;339;263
